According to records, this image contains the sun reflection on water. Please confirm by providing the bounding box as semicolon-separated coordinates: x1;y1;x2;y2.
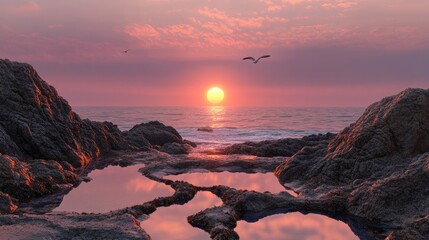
207;106;225;128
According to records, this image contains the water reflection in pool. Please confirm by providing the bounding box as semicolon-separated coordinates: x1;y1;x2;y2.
166;172;286;193
54;164;174;213
236;212;359;240
141;191;221;240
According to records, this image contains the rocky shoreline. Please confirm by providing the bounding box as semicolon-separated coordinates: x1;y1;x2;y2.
0;59;428;239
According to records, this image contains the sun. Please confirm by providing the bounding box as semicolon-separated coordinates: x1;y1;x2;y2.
207;87;225;105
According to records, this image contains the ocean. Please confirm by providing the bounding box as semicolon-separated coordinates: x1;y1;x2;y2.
74;106;364;148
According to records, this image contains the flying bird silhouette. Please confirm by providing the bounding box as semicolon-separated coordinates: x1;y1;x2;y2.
242;55;271;64
123;49;130;53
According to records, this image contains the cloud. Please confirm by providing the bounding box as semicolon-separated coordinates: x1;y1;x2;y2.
48;24;64;30
322;1;358;9
124;24;160;39
12;1;40;13
198;7;288;28
160;24;195;36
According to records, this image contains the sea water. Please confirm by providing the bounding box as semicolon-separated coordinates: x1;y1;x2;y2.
74;106;363;147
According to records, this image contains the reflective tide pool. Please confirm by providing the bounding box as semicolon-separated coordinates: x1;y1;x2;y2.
141;191;222;240
54;165;174;213
166;171;286;193
236;212;359;240
54;166;358;240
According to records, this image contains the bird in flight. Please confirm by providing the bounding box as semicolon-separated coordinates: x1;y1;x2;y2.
242;55;271;64
123;49;130;53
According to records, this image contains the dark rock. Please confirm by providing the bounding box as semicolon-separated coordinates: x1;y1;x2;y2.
327;88;429;159
184;139;197;148
275;88;429;238
0;155;77;203
160;143;192;154
0;192;17;214
0;59;191;211
198;127;214;132
0;213;150;239
127;121;183;147
0;59;132;168
219;133;335;157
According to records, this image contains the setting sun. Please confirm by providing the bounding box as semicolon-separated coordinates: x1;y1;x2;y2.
207;87;225;104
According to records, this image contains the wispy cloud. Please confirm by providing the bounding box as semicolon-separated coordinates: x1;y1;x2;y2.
124;24;160;39
11;1;40;14
322;1;357;9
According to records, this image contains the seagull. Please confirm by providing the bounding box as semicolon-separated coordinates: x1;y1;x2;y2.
242;55;271;64
123;49;130;53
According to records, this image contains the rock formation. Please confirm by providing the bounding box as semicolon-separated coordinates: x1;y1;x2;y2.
0;59;132;168
219;133;335;157
125;121;195;154
197;127;214;132
0;59;193;212
275;88;429;239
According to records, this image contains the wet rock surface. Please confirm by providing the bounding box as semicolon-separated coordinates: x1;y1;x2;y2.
218;133;335;157
0;213;150;240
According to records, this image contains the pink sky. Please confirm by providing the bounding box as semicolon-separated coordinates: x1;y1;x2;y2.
1;0;428;106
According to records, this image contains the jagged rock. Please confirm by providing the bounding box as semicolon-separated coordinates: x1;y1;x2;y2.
0;59;132;167
0;59;192;211
327;88;429;159
0;155;77;204
197;127;214;132
275;88;429;238
219;133;335;157
160;142;192;154
0;192;17;214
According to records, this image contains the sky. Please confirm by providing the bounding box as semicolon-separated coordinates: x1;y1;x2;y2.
1;0;428;107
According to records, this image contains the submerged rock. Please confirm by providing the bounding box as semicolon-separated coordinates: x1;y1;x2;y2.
219;133;335;157
276;88;429;238
197;127;214;132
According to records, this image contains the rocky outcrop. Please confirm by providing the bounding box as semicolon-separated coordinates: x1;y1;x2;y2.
125;121;195;154
219;133;335;157
0;59;132;168
275;88;429;239
0;59;191;212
